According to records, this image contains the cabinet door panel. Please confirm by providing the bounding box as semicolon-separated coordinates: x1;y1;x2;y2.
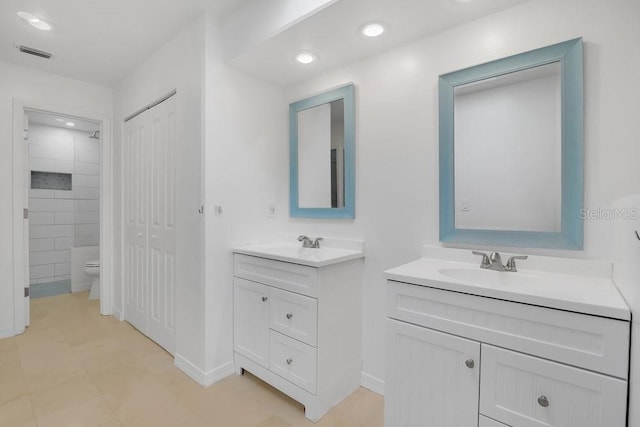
270;287;317;346
385;319;480;427
234;278;270;367
480;344;627;427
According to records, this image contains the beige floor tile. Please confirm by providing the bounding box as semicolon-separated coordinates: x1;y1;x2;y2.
0;396;37;427
11;293;383;427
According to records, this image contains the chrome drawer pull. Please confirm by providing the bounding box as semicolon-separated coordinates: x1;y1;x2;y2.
538;396;549;408
465;359;475;369
261;296;268;302
286;358;293;365
286;313;293;319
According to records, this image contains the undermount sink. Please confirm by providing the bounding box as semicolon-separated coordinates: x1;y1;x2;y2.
439;267;549;289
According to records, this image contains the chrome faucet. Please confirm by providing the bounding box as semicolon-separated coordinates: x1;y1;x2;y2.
472;251;528;272
298;235;323;248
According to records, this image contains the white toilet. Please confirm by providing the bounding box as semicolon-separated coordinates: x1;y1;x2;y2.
84;260;100;300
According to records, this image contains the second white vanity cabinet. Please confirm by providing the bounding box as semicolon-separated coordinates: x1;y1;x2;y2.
385;257;631;427
232;246;363;422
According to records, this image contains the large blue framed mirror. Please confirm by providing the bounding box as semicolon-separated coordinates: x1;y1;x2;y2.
290;83;355;218
439;38;583;249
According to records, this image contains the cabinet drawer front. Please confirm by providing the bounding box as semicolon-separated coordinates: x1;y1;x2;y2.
233;278;270;368
479;416;510;427
385;319;480;427
270;287;317;346
480;345;627;427
269;331;317;394
234;254;318;297
387;281;629;378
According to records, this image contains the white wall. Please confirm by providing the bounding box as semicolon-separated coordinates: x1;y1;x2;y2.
282;0;640;392
0;61;112;338
203;13;287;378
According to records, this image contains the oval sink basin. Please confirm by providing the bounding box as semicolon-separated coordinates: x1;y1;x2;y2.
439;267;548;289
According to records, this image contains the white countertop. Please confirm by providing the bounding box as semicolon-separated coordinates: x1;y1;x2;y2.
385;257;630;320
233;241;364;268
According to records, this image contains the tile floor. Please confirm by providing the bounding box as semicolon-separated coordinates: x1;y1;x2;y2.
0;292;384;427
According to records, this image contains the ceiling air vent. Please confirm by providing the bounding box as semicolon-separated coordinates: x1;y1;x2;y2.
15;43;53;59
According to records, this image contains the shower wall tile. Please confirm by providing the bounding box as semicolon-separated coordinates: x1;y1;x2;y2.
30;238;54;252
28;124;100;288
29;212;55;225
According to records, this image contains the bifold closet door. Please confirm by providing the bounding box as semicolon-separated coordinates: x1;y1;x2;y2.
124;95;176;355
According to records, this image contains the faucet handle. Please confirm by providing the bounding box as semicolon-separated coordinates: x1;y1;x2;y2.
506;255;528;272
312;237;323;248
472;251;491;268
298;235;313;248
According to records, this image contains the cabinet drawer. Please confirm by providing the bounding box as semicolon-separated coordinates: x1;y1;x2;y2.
387;281;630;378
480;345;627;427
270;287;317;346
270;331;317;394
479;415;509;427
234;254;318;297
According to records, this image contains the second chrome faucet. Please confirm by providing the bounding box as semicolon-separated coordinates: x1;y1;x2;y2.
472;251;528;272
298;235;323;248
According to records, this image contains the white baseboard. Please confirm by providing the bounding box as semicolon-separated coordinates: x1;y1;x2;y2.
361;371;384;396
174;354;235;387
0;327;16;340
112;306;123;321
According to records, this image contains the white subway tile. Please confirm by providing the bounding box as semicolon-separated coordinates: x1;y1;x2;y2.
78;149;99;163
77;200;100;212
30;238;54;252
30;158;55;172
29;250;69;266
54;199;74;212
75;234;99;246
73;174;100;188
54;225;74;237
74;212;99;224
54;212;75;225
29;277;54;285
53;160;74;173
29;198;55;212
29;225;56;239
30;264;54;279
30;189;54;199
55;237;74;250
54;190;74;200
55;263;71;276
74;162;99;176
29;212;55;225
71;187;99;200
78;224;99;236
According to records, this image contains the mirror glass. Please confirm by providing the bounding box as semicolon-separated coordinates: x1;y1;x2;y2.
454;62;561;232
439;38;583;249
297;99;345;208
290;84;355;218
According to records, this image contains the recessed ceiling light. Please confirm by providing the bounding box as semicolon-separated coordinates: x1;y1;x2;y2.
17;11;52;31
361;22;385;38
65;122;75;127
295;52;316;65
55;118;65;122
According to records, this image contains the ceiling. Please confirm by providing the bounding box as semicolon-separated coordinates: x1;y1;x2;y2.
29;110;100;132
228;0;531;85
0;0;530;88
0;0;248;87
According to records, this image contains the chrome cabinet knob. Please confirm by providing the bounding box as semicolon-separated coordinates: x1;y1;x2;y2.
286;358;293;365
465;359;475;369
261;296;268;302
286;313;293;319
537;396;549;408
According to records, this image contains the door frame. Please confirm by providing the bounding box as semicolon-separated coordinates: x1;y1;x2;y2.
12;98;114;334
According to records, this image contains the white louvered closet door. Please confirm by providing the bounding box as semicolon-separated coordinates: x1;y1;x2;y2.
124;95;176;355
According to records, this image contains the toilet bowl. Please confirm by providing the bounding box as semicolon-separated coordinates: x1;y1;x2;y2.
84;260;100;300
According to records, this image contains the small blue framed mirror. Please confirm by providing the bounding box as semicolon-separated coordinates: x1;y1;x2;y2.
439;38;583;249
290;83;355;219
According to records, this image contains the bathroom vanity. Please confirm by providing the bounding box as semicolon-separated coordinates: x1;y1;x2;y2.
232;240;364;421
384;249;630;427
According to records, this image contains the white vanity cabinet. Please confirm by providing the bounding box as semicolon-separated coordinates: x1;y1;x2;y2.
232;251;363;422
385;277;631;427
